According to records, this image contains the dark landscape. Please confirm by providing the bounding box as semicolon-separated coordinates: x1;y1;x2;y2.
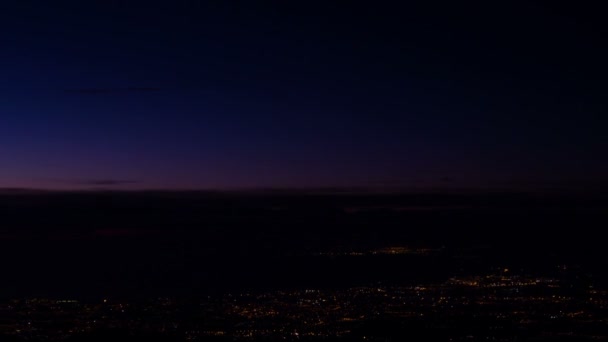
1;190;608;340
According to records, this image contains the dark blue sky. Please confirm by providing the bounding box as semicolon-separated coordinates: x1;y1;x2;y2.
1;1;607;190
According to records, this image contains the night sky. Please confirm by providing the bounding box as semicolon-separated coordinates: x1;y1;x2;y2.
2;1;607;190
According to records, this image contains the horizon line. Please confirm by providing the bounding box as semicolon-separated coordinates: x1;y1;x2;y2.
0;184;605;195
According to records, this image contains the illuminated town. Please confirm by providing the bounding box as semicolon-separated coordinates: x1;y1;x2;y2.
315;246;443;257
2;265;607;341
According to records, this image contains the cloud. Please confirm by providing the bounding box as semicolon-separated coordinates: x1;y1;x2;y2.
94;229;156;237
65;87;163;94
368;176;456;187
77;179;140;186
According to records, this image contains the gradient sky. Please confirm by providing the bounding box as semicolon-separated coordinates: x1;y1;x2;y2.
1;1;607;190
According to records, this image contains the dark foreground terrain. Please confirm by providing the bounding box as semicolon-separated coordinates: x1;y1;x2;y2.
1;190;607;341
